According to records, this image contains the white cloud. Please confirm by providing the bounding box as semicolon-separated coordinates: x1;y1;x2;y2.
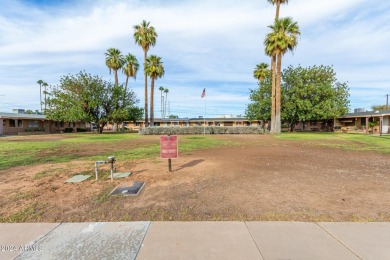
0;0;389;114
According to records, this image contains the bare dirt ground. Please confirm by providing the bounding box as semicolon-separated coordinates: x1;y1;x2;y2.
1;134;390;222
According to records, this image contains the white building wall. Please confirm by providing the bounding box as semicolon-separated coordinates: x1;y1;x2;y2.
382;116;389;134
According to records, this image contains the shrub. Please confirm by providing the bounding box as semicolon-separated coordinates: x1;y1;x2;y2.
76;128;87;132
25;127;45;132
139;126;267;135
64;128;73;133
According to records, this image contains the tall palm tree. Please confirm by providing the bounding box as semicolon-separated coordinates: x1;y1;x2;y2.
265;17;300;134
105;48;124;85
164;88;169;118
122;53;139;100
145;55;165;126
42;82;48;112
253;63;269;85
267;0;289;133
267;0;288;20
159;86;164;118
37;80;43;112
133;20;158;127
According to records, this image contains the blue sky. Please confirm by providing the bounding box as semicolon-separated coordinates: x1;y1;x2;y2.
1;0;389;117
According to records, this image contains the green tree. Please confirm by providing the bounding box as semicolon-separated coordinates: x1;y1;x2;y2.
37;80;43;112
145;55;165;126
105;48;124;85
246;71;272;129
159;86;165;118
42;82;48;112
122;53;139;100
266;0;289;134
246;65;349;132
282;65;349;130
164;88;169;118
253;63;270;84
46;71;140;133
133;20;158;127
265;17;300;133
371;104;387;111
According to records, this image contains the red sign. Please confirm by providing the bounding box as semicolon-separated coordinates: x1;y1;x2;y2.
160;135;178;159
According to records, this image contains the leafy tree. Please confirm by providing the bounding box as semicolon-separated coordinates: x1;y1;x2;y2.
105;48;124;85
168;115;178;119
37;80;43;112
282;65;349;130
46;72;140;133
246;65;350;131
246;72;272;129
371;104;387;111
265;17;300;134
145;55;165;126
133;20;158;127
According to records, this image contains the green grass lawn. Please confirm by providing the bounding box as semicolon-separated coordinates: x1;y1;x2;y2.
275;132;390;153
0;133;234;170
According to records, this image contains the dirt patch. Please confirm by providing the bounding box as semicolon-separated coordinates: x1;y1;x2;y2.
1;135;390;222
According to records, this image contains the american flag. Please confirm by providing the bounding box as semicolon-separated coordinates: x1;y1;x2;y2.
201;88;206;98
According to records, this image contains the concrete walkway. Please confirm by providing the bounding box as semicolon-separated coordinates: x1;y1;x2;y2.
1;222;389;260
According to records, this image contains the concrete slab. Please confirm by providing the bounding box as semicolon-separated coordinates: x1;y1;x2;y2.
246;222;359;260
319;222;390;260
65;175;91;183
137;221;263;260
0;223;60;260
16;222;150;260
113;172;132;179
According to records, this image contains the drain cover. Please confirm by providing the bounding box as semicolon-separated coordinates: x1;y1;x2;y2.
110;181;145;196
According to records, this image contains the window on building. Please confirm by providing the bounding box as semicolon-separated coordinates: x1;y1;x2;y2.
9;119;16;127
3;120;6;127
17;120;23;127
28;120;39;127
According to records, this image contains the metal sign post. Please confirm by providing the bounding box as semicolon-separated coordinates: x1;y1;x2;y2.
160;135;178;172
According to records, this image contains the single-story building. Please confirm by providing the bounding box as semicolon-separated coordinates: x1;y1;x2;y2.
335;110;390;134
0;111;89;135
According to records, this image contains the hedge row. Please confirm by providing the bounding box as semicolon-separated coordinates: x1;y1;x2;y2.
139;126;267;135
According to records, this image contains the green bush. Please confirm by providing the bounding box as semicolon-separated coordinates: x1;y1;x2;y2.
64;128;73;133
25;127;45;132
139;126;267;135
76;128;87;132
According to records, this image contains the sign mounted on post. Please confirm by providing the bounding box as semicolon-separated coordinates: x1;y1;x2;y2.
160;135;178;159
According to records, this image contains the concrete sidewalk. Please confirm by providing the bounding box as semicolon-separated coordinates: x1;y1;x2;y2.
1;222;389;260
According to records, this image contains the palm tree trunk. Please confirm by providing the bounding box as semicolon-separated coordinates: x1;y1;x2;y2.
165;92;168;118
114;70;119;85
276;3;280;20
271;55;276;133
124;76;129;101
275;53;282;134
150;78;155;126
44;86;47;112
39;84;42;112
144;51;149;127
